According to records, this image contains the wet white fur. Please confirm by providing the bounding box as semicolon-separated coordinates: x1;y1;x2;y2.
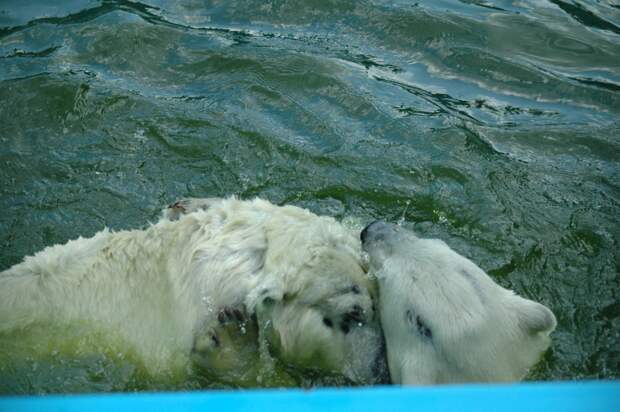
362;222;556;385
0;198;383;382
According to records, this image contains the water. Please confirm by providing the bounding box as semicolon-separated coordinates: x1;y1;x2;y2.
0;0;618;393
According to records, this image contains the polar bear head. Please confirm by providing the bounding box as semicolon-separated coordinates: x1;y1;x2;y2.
360;220;556;385
246;203;388;384
171;198;388;385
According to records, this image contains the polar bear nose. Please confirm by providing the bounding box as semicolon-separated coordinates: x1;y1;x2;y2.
361;220;387;244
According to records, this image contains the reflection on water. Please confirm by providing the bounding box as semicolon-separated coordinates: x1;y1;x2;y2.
1;0;619;393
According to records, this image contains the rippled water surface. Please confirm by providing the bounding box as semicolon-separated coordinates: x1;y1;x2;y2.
1;0;619;393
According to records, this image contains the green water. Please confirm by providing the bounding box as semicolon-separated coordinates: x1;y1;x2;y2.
0;0;619;393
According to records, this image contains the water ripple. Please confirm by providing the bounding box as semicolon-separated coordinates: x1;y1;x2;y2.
1;0;619;391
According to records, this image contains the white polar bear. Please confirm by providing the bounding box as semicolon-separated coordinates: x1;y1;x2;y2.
360;220;556;385
0;197;386;386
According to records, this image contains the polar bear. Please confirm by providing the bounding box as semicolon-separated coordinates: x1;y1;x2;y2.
360;220;556;385
0;198;386;386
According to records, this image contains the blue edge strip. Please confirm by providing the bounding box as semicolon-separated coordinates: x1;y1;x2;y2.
1;381;619;412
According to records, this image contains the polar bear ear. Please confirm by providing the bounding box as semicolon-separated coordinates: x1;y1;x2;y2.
163;198;223;221
516;298;557;335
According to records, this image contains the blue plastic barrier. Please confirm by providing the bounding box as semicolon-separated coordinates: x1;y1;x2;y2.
1;381;618;412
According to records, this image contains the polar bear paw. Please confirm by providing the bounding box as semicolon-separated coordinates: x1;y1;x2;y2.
193;306;257;352
191;305;259;374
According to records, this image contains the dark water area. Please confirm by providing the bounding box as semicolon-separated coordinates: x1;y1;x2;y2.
0;0;619;393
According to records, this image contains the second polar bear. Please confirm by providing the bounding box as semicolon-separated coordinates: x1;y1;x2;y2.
361;220;556;385
0;198;386;386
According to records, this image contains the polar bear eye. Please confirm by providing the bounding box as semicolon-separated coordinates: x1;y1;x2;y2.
323;318;334;328
406;309;432;339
